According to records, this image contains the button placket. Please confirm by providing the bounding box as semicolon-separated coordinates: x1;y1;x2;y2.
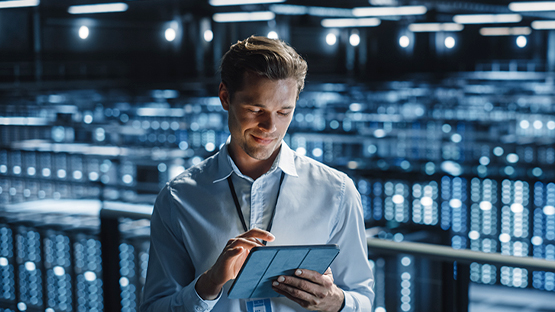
250;182;259;229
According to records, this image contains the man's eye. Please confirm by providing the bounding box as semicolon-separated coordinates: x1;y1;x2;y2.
278;112;290;116
249;109;261;113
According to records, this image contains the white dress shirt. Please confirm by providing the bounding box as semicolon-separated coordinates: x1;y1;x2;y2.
140;140;374;312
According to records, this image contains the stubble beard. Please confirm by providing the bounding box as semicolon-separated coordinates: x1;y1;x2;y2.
240;138;279;161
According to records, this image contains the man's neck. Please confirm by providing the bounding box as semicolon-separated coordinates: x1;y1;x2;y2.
228;143;281;180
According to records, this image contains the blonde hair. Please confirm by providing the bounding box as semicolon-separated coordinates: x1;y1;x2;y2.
220;35;308;99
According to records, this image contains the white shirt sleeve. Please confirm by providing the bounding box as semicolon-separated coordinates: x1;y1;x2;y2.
140;184;222;312
329;176;375;311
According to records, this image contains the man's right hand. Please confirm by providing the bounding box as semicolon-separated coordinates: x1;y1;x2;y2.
195;228;275;300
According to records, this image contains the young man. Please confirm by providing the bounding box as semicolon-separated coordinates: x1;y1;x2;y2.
140;36;374;312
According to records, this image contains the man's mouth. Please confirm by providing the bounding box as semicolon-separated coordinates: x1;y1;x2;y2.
251;135;274;145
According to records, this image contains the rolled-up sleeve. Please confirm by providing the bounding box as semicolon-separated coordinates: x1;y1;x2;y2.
329;176;375;312
140;184;221;312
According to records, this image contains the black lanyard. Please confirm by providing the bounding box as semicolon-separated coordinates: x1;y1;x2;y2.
227;171;285;245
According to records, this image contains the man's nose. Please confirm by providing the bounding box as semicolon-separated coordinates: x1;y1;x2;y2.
258;113;277;133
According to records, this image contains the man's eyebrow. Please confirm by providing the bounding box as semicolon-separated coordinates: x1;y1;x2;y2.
245;103;295;110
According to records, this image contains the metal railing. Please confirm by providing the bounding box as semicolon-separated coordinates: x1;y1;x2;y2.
367;238;555;272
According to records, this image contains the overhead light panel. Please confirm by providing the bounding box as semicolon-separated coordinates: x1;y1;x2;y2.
453;14;522;24
532;20;555;29
353;6;427;17
509;1;555;12
68;2;128;14
479;26;531;36
209;0;285;6
321;18;380;28
409;23;463;32
213;11;275;22
0;0;39;9
269;4;353;17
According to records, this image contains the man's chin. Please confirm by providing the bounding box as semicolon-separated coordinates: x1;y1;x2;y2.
245;146;276;161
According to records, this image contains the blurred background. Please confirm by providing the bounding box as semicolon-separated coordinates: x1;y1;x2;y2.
1;0;555;311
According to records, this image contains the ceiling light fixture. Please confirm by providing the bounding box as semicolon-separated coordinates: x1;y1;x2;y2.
68;2;128;14
516;35;527;48
213;11;275;23
79;26;89;39
444;36;456;49
479;26;532;36
0;0;39;9
269;4;353;17
509;1;555;12
409;23;463;32
267;31;278;39
531;20;555;29
321;18;380;28
353;5;427;17
350;32;361;46
209;0;285;6
399;35;410;48
453;14;522;24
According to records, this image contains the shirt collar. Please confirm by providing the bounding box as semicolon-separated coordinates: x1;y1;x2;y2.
212;137;298;184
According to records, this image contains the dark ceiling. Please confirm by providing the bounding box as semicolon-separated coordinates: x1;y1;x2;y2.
0;0;554;88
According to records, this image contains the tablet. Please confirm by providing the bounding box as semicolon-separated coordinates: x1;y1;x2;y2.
227;244;340;299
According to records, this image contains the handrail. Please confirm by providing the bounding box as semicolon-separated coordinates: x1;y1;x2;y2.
367;238;555;272
100;201;153;220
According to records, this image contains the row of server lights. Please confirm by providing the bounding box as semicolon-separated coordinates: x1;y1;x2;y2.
0;222;105;312
1;176;554;312
2;127;555;205
0;205;150;312
2;81;555;204
2;82;555;311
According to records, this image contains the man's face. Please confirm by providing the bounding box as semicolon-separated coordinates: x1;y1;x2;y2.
220;73;297;162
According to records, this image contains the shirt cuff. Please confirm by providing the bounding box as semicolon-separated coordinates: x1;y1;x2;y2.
340;290;359;312
182;274;223;312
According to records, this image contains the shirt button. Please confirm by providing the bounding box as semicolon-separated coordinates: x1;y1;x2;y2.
196;307;203;312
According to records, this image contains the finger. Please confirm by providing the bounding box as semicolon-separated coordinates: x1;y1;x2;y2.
293;269;327;286
225;246;244;256
226;237;265;251
323;267;334;283
272;286;310;309
275;275;326;298
272;280;320;306
238;228;275;242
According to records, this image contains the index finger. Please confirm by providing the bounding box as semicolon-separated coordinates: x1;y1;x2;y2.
238;228;275;242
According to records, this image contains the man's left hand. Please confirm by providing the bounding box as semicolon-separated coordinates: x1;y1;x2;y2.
272;267;345;312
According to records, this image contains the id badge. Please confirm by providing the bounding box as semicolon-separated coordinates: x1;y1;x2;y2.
246;299;272;312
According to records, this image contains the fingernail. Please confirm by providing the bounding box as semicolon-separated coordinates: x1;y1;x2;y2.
272;281;279;287
269;233;275;239
296;269;302;276
278;276;285;282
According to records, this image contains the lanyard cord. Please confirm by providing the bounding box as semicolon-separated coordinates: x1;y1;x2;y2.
227;171;285;244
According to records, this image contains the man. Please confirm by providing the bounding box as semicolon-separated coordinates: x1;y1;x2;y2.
141;36;374;312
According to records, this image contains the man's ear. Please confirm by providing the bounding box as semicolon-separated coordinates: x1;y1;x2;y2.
219;82;230;111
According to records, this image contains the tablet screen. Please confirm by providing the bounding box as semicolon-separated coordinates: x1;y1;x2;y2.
227;244;340;299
